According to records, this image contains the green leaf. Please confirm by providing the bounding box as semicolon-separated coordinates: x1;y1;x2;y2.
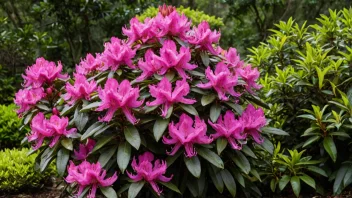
93;124;113;137
80;101;101;112
116;184;130;196
166;149;182;167
297;114;316;120
230;151;250;174
201;95;216;106
220;169;236;197
179;104;198;116
241;145;257;159
98;146;117;167
259;137;274;154
207;165;224;193
100;187;117;198
61;138;73;150
200;51;210;66
279;175;290;191
224;102;243;115
210;103;221;122
36;104;50;111
124;125;141;150
60;103;77;116
216;137;227;155
333;165;348;194
56;148;69;176
153;118;169;142
117;142;131;173
323;137;337;162
74;107;89;132
290;176;301;197
230;168;245;187
307;166;328;177
184;156;201;178
300;174;316;189
91;136;114;153
250;169;262;182
77;187;90;198
158;181;181;194
262;127;289;136
128;181;145;198
196;147;224;169
81;122;104;140
302;136;321;148
270;179;277;192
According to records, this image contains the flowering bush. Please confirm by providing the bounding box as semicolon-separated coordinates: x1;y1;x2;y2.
16;5;280;198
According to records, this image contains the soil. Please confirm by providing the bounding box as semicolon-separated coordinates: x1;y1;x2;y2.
0;187;61;198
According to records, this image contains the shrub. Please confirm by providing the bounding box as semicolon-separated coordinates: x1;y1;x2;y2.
248;8;352;196
0;147;56;192
0;65;16;105
0;104;28;149
137;5;224;29
14;5;285;198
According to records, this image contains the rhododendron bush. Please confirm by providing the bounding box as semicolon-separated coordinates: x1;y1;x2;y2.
15;5;281;198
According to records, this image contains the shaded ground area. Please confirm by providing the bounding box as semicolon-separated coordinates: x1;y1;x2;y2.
0;187;61;198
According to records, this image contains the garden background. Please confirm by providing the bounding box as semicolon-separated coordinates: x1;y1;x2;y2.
1;0;352;197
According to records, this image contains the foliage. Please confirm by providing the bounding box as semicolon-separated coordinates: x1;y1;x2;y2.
248;8;352;196
0;65;16;104
0;104;28;149
137;5;224;28
0;147;56;192
14;7;286;198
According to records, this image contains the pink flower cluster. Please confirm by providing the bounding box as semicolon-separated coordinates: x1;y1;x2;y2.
74;138;96;160
66;161;118;198
127;152;173;195
14;88;45;114
64;74;97;104
27;113;76;150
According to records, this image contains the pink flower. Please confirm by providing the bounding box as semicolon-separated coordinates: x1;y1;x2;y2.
158;4;176;17
147;78;196;117
22;57;68;88
64;74;97;104
46;115;77;147
186;21;220;54
96;79;143;124
163;114;213;157
76;53;107;75
197;62;240;101
14;88;45;114
74;138;96;160
123;17;154;45
27;113;54;150
66;161;118;198
240;104;266;144
127;152;173;195
102;37;137;70
208;111;246;150
225;48;244;69
153;40;197;79
237;65;262;92
153;11;191;39
136;49;163;81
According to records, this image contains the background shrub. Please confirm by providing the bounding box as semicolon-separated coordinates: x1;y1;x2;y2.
248;8;352;196
0;104;28;149
0;65;16;105
0;147;56;192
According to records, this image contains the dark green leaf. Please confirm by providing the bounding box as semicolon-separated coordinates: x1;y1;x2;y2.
216;137;227;155
200;51;210;66
61;138;73;150
153;118;169;142
270;179;277;192
166;150;182;167
117;142;131;173
80;101;101;112
300;174;316;189
201;95;216;106
158;181;181;194
220;169;236;197
230;151;250;174
98;146;117;167
179;104;198;116
128;181;145;198
307;166;328;177
290;176;301;197
81;122;104;140
279;175;290;191
207;165;224;193
100;187;117;198
224;102;243;115
184;156;201;178
241;145;257;159
91;136;114;153
210;103;221;122
196;147;224;169
74;107;89;132
124;125;141;150
56;148;69;176
302;136;321;148
323;137;337;162
333;165;348;194
262;127;289;136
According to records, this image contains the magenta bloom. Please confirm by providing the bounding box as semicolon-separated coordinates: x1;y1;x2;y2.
66;161;118;198
64;74;97;104
47;115;77;147
27;113;54;150
127;152;173;195
225;48;244;69
136;49;163;81
153;40;197;79
74;138;96;160
237;65;262;92
163;114;213;157
96;79;143;124
240;104;266;144
208;111;246;150
22;57;68;88
102;37;137;70
153;11;191;39
14;88;45;114
186;21;221;54
197;62;240;101
147;78;196;117
123;17;154;45
76;53;106;75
